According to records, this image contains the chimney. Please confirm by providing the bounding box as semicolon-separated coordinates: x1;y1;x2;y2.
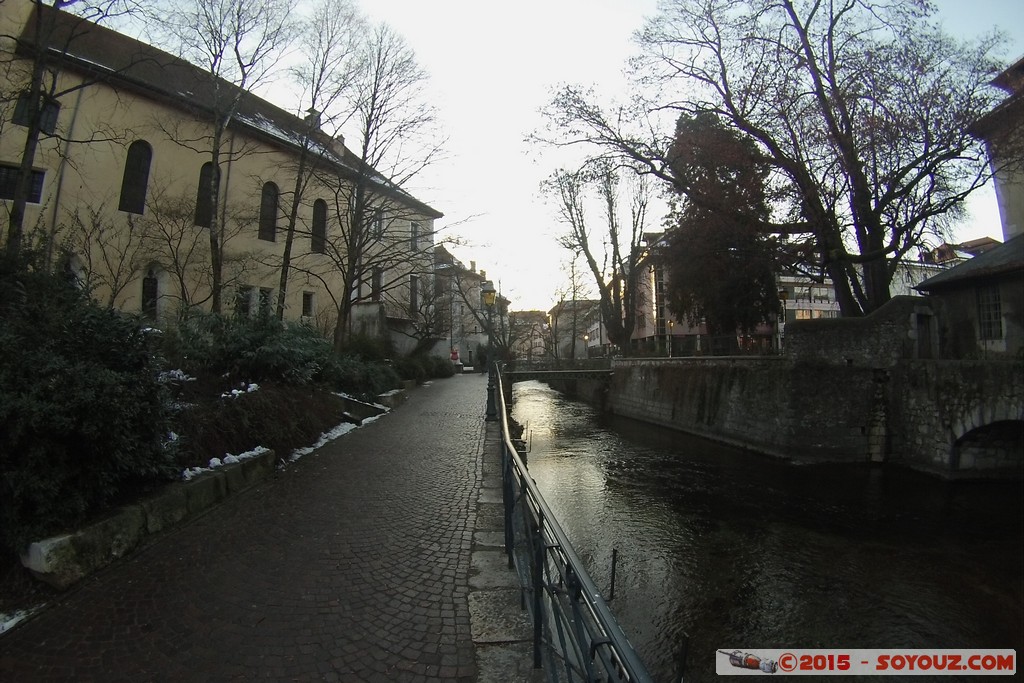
305;107;321;127
480;270;486;280
331;133;346;158
470;261;476;273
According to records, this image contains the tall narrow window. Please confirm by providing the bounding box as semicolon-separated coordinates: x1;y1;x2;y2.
258;287;274;316
977;285;1003;340
302;291;314;317
142;268;159;319
311;198;327;254
372;267;382;302
235;285;253;317
409;275;419;315
259;182;278;242
195;162;218;228
118;140;152;214
410;221;420;250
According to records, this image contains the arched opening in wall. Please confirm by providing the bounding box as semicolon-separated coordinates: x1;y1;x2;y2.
952;420;1024;475
141;264;165;321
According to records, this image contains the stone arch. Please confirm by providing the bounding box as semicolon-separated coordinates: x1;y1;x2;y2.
949;398;1024;473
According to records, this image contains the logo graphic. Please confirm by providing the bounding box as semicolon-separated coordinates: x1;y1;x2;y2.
719;650;778;674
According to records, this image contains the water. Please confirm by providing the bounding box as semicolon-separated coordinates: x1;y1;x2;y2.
511;381;1023;682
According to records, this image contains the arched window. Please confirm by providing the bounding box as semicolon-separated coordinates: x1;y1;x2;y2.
311;198;327;254
118;140;152;214
194;162;218;228
258;181;278;242
142;267;159;319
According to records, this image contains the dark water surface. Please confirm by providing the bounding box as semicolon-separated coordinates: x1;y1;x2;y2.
510;381;1023;682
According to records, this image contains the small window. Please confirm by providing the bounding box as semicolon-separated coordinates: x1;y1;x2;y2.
302;291;314;317
373;212;385;238
977;285;1003;340
118;140;152;214
235;285;253;317
410;221;420;251
258;182;278;242
311;199;327;254
258;287;273;316
409;275;419;314
0;164;45;202
195;162;218;228
142;268;159;319
13;92;60;135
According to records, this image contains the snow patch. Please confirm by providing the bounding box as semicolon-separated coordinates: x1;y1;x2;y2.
181;446;269;480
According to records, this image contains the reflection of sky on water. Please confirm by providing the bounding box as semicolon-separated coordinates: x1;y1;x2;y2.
510;381;1023;682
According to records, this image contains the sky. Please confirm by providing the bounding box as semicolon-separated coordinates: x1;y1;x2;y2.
359;0;1024;312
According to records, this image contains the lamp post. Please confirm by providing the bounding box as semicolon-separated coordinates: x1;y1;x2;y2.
583;333;589;360
482;280;497;421
668;320;674;358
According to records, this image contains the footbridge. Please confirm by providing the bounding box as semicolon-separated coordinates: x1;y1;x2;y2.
504;360;613;383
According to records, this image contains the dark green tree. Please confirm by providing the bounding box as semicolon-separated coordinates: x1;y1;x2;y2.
662;113;779;335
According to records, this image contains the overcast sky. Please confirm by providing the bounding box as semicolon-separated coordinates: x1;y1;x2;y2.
360;0;1023;312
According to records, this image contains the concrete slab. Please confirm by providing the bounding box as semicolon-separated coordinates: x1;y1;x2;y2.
468;588;530;643
476;642;546;683
470;550;521;589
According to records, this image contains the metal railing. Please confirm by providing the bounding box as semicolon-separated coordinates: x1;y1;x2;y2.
494;366;655;683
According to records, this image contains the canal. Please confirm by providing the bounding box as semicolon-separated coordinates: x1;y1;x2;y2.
510;381;1023;682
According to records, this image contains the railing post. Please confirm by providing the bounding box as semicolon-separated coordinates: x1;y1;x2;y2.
532;515;544;670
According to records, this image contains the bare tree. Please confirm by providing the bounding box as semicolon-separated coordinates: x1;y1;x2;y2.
153;0;297;312
543;163;649;356
291;22;444;352
271;0;363;320
539;0;1008;316
59;200;147;306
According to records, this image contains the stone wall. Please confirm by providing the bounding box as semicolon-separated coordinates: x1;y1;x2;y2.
886;360;1024;476
605;358;879;463
784;296;932;366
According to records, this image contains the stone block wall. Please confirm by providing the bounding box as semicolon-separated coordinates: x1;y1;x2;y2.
606;358;877;463
785;296;930;366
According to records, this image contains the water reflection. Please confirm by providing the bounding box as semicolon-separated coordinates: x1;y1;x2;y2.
511;381;1023;682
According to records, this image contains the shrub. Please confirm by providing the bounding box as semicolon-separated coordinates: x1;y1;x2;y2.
172;385;348;469
160;311;332;386
319;355;399;400
0;255;175;551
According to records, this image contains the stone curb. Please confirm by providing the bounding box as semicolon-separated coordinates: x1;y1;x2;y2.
17;389;404;591
20;449;279;590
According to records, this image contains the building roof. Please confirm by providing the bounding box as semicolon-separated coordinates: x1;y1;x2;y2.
18;4;442;219
915;235;1023;292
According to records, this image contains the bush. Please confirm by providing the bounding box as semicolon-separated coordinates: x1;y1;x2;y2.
172;385;348;468
319;355;399;400
0;255;175;551
160;311;333;386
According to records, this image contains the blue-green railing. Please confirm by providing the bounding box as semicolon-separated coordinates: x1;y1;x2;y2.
494;366;654;683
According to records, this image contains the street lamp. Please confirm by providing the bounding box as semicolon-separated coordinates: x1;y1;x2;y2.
668;320;674;358
482;280;497;421
583;333;589;360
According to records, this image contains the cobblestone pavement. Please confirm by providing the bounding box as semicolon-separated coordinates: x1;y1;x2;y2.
0;374;490;682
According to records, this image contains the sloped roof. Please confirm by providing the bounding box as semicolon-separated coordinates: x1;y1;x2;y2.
18;4;442;219
915;235;1023;292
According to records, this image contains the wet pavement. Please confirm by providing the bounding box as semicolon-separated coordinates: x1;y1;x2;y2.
0;374;503;682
